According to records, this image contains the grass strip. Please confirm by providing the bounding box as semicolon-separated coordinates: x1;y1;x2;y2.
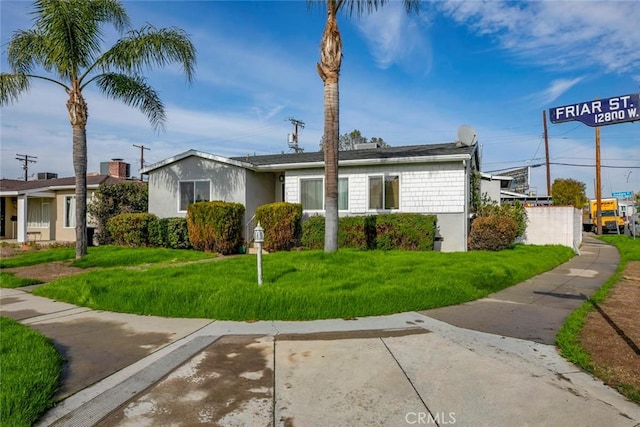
34;245;574;321
0;317;63;427
0;271;43;288
0;245;214;269
556;235;640;403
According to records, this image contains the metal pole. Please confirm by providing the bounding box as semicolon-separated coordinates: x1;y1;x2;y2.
595;126;602;235
257;241;263;285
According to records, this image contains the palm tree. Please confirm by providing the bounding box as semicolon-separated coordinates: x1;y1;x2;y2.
310;0;419;252
0;0;195;259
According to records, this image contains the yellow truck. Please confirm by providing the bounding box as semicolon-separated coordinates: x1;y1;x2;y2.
585;198;625;234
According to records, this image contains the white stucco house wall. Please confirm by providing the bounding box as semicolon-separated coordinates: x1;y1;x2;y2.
141;142;480;252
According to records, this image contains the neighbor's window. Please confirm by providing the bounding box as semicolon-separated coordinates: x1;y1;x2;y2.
64;196;75;228
179;181;210;211
300;178;323;210
27;198;50;228
368;175;399;210
338;178;348;211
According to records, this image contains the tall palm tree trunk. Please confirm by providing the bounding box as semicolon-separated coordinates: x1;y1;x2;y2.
318;1;342;252
68;85;89;259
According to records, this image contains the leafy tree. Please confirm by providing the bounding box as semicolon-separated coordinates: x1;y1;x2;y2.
634;191;640;207
310;0;419;252
319;129;390;151
0;0;195;259
551;178;588;208
88;181;148;244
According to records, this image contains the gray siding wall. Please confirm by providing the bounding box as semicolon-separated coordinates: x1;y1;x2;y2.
147;156;247;218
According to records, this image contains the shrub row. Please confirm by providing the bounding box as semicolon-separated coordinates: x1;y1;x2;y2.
255;203;303;252
301;214;437;251
107;214;191;249
187;201;244;255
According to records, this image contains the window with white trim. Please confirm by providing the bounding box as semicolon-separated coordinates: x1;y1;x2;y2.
368;175;399;210
338;178;348;211
179;180;210;211
300;177;349;211
64;196;75;228
27;198;50;228
300;178;323;210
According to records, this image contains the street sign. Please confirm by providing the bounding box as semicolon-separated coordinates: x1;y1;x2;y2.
549;93;640;127
612;191;633;198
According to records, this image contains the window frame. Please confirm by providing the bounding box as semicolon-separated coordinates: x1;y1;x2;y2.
178;180;211;213
299;177;324;211
368;174;400;211
298;176;349;212
64;195;75;228
27;198;50;228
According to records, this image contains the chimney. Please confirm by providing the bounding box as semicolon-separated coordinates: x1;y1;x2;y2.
101;158;130;179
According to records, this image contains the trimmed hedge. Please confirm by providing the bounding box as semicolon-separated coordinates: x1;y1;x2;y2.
375;214;436;251
255;202;303;252
107;213;157;247
149;217;191;249
187;201;244;255
301;214;437;251
468;215;518;251
301;216;325;250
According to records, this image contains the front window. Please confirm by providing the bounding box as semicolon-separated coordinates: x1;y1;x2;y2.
64;196;75;228
300;178;323;210
179;181;210;211
369;175;399;210
27;198;50;228
338;178;348;211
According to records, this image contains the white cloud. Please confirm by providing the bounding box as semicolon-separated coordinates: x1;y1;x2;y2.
436;0;640;77
355;2;432;73
528;77;586;105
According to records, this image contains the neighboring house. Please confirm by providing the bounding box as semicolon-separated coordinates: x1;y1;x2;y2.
142;142;480;252
0;159;129;243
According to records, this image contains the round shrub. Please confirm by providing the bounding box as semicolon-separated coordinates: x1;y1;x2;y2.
468;215;518;251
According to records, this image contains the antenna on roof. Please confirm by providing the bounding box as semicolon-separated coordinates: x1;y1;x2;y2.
457;125;477;146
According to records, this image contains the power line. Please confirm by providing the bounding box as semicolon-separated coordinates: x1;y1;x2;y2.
15;153;37;181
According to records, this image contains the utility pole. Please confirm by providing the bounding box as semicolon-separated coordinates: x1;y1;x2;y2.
133;144;150;181
595;125;602;235
542;110;551;196
287;117;305;153
15;154;37;181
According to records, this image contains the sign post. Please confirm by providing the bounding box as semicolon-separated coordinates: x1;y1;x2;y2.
549;93;640;234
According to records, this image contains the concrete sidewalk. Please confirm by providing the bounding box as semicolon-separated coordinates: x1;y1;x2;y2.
1;236;638;426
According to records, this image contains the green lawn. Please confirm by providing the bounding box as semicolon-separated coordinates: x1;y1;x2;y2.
33;245;575;320
0;317;62;427
0;271;43;288
0;245;215;270
556;234;640;402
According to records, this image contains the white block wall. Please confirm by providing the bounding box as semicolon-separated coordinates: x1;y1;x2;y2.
523;206;582;253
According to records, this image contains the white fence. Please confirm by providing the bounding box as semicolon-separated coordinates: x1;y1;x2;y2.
522;206;582;253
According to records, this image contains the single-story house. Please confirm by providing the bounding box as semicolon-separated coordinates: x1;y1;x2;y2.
0;160;129;243
141;141;480;252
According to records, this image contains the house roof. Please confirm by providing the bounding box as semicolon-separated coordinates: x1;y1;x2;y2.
142;142;478;174
0;175;124;195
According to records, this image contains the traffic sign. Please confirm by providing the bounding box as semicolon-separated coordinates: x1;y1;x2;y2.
549;93;640;127
612;191;632;198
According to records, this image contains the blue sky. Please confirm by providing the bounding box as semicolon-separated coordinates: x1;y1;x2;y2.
1;0;638;198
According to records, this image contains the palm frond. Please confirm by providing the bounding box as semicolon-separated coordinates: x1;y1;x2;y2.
99;25;196;82
31;0;130;81
93;73;166;131
0;74;30;106
307;0;420;17
6;30;48;75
